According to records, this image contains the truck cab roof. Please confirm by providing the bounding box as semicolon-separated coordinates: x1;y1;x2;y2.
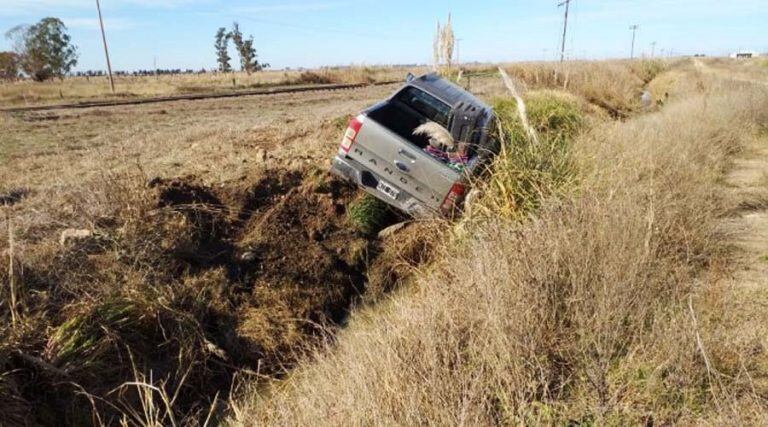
405;73;491;113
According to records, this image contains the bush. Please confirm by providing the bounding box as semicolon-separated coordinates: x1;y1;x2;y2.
347;194;392;235
477;91;584;218
295;71;335;85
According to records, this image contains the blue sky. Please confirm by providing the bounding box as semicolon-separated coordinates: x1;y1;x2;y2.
0;0;766;72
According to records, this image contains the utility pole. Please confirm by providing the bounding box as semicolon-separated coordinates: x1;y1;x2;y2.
558;0;572;62
95;0;115;93
629;24;639;59
651;41;657;58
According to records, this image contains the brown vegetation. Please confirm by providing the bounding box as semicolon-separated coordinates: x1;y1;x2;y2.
0;83;416;424
230;60;768;425
4;58;767;425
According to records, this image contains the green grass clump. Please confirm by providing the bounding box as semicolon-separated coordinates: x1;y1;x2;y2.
347;194;392;235
47;299;144;371
759;254;768;263
481;91;584;218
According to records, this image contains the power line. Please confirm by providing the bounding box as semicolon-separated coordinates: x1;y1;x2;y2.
629;24;639;59
558;0;573;62
95;0;115;93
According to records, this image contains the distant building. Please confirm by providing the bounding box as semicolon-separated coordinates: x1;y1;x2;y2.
730;51;761;59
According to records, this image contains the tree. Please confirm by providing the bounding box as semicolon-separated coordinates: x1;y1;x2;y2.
0;52;20;80
230;22;261;74
6;18;78;81
214;27;232;73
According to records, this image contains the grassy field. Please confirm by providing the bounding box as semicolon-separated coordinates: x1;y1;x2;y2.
2;58;767;425
0;66;418;108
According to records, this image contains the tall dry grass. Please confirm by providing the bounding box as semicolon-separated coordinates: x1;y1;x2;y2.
230;65;768;425
498;59;668;117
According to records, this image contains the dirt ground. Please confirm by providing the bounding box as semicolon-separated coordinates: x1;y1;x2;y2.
0;83;398;186
721;134;768;292
0;75;467;423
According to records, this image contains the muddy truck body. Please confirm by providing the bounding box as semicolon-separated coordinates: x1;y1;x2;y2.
330;73;498;217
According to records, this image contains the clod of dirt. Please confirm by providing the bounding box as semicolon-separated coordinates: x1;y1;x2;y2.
0;188;30;206
146;177;232;266
231;174;372;361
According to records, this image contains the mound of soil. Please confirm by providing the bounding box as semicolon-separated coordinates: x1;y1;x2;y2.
144;170;374;358
1;167;429;425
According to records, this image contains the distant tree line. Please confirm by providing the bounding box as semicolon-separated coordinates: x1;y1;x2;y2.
2;17;78;81
214;22;269;74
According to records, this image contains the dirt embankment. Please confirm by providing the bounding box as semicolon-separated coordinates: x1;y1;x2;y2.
0;166;431;425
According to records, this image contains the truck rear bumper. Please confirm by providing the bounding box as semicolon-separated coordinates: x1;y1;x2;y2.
331;155;433;217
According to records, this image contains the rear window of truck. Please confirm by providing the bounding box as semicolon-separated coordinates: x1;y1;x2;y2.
367;87;451;149
394;87;451;127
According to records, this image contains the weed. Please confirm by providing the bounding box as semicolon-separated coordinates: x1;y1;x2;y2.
46;299;142;372
476;91;583;219
347;194;393;235
294;71;335;85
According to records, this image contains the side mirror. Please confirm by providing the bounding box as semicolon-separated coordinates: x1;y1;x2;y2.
406;72;415;82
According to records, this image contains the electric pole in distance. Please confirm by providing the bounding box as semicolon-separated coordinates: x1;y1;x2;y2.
96;0;115;93
558;0;572;62
629;24;639;59
651;41;657;58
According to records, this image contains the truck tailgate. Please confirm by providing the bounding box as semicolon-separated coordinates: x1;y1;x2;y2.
347;118;459;211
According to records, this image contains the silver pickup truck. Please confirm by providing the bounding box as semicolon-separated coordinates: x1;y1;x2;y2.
330;73;498;217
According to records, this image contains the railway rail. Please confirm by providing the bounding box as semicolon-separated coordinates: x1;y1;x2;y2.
1;80;401;113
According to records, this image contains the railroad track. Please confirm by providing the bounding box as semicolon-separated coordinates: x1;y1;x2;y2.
1;80;401;113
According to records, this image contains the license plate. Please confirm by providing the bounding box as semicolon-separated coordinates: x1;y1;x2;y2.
376;180;400;200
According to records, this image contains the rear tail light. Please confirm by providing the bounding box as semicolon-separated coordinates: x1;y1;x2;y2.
440;182;466;215
340;115;364;153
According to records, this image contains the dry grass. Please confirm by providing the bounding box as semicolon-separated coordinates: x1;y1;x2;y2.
0;65;415;108
0;81;414;424
3;58;767;425
229;62;768;425
495;59;669;117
